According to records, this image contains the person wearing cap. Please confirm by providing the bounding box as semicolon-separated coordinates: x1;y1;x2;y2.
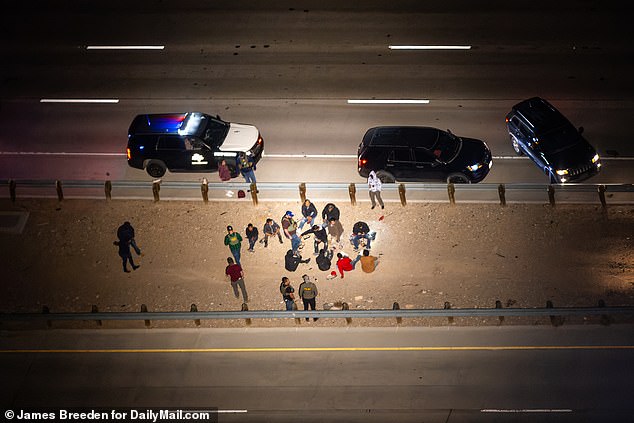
224;225;243;265
281;210;300;254
298;274;319;322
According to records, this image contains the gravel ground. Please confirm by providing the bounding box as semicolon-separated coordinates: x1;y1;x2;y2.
1;198;632;329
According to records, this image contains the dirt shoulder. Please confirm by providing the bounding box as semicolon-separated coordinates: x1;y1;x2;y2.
1;198;633;328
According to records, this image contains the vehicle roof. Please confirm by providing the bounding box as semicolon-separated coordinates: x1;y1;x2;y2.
512;97;570;133
367;126;441;146
128;112;209;135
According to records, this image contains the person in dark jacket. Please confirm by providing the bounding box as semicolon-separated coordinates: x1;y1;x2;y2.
285;249;310;272
316;248;333;271
117;221;141;255
117;238;139;273
350;221;376;250
245;223;259;252
298;199;318;230
280;276;296;311
301;224;328;255
321;203;340;224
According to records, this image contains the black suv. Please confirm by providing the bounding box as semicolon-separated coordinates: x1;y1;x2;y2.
505;97;601;183
127;112;264;178
357;126;492;183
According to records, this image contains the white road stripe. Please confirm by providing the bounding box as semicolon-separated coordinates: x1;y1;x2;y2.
389;45;471;50
40;99;119;104
347;99;430;104
86;45;165;50
481;409;573;413
0;151;126;156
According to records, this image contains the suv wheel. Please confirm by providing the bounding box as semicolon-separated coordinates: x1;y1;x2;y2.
511;135;523;156
447;173;471;184
146;160;167;178
375;170;395;183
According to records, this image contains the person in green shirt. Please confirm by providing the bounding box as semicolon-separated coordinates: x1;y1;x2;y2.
224;225;243;265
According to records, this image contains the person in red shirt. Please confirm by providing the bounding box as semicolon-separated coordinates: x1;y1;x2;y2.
336;252;361;278
225;257;248;303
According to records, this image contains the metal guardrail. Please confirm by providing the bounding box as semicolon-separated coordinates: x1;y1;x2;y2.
2;306;632;322
1;178;633;204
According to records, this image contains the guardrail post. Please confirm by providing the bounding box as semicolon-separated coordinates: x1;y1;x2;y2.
598;299;612;326
9;179;16;203
152;181;160;202
398;184;407;206
43;305;52;328
498;184;506;206
56;180;64;201
292;301;301;325
342;302;352;325
393;302;402;324
495;300;504;324
547;185;556;207
444;301;453;324
299;183;307;203
250;183;258;205
597;185;607;208
348;184;356;205
91;305;102;327
447;183;455;205
190;304;201;327
201;178;209;204
242;303;252;326
141;304;151;328
104;180;112;200
546;300;564;327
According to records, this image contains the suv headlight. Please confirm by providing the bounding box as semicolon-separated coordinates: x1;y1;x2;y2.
592;153;600;163
556;169;569;176
467;163;483;172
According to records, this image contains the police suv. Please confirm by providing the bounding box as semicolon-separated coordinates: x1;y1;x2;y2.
126;112;264;178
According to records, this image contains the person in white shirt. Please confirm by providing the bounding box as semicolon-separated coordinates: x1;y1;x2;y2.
368;170;385;210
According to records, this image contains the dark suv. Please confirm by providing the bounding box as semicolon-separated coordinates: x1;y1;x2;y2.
357;126;492;183
505;97;601;183
127;112;264;178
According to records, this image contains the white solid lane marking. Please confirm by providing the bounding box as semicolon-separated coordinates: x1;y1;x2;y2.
0;152;126;156
347;99;430;104
389;45;472;50
40;99;119;103
86;45;165;50
481;409;572;413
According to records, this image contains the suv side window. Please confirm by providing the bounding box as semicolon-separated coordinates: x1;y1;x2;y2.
158;136;185;151
413;147;435;163
387;148;412;163
510;116;521;127
518;122;532;140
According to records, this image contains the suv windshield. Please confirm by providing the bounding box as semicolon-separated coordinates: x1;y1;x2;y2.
201;116;230;147
539;123;580;154
176;113;229;148
433;131;461;162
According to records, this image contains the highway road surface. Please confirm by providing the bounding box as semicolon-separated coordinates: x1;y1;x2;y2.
1;1;633;184
2;326;633;422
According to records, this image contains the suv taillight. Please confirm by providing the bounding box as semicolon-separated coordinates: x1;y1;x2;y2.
359;158;368;167
126;148;131;160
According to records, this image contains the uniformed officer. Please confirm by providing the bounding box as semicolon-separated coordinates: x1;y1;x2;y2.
298;274;319;322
